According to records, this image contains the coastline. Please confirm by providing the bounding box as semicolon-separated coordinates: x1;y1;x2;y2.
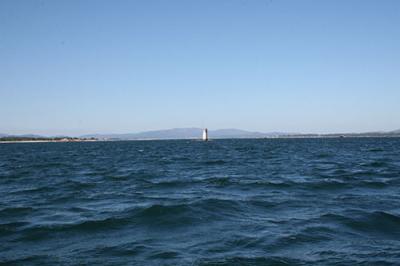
2;135;400;144
0;139;99;144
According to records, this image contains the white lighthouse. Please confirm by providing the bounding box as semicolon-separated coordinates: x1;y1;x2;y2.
202;128;208;141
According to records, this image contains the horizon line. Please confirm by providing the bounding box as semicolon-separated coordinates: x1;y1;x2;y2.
1;127;399;138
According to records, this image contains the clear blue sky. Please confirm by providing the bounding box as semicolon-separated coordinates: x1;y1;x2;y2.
1;0;399;135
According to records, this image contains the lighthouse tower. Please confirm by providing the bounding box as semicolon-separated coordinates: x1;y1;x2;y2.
202;128;208;141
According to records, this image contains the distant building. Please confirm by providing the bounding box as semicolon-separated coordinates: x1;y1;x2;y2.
202;128;208;141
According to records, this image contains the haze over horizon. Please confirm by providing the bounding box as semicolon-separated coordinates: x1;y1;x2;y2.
1;0;399;136
1;127;400;138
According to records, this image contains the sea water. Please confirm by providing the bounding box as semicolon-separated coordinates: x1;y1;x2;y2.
1;138;400;265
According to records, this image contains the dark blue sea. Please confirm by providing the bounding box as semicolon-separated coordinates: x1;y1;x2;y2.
1;138;400;265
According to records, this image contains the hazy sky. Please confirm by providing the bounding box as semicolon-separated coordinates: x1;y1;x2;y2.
1;0;399;135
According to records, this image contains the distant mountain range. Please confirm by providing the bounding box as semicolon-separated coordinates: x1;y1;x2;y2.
0;134;44;138
82;128;400;140
2;128;400;140
80;128;294;140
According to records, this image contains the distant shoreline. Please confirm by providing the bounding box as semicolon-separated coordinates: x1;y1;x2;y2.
0;139;98;144
1;135;400;144
2;128;399;142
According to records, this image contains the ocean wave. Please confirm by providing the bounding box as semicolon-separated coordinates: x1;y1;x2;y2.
201;160;229;165
9;185;54;194
195;256;302;266
0;221;30;235
0;255;58;265
148;250;180;259
13;198;263;241
321;211;400;237
0;206;35;217
16;216;132;241
90;243;148;257
270;226;334;251
361;161;388;168
346;211;400;236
